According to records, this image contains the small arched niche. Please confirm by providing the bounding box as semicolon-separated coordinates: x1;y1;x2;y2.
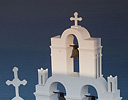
49;82;66;100
81;85;98;100
66;34;80;76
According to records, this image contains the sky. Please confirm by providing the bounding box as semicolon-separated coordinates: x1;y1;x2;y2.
0;0;128;100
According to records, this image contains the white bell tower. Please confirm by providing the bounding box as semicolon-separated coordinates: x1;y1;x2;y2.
34;12;122;100
50;12;102;78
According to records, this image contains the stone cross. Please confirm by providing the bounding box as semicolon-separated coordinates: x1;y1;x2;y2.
6;67;27;100
70;12;82;26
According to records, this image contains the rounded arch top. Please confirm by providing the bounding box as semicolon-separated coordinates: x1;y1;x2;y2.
61;26;91;41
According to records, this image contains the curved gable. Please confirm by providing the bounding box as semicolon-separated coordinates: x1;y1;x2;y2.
61;26;90;43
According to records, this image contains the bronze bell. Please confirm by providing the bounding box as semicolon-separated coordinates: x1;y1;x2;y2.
70;45;79;59
53;91;66;100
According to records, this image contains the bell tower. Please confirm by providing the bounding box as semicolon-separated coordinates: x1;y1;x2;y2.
34;12;122;100
50;12;102;78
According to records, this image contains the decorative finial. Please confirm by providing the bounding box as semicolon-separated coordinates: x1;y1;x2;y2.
70;12;82;26
6;67;27;100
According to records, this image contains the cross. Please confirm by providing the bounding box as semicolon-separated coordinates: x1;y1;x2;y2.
6;67;27;100
70;12;82;26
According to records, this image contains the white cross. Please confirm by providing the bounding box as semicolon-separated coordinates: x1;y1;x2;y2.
70;12;82;26
6;67;27;100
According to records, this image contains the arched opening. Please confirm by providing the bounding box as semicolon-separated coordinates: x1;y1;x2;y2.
66;34;79;76
49;82;66;100
81;85;98;100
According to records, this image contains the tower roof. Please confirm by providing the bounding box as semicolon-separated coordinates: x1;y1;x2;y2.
61;25;91;40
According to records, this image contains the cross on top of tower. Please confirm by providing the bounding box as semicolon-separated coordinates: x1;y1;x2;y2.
70;12;82;26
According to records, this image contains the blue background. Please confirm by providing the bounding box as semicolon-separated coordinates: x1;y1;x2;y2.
0;0;128;100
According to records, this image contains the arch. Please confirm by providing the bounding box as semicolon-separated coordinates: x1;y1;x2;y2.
49;81;67;93
66;34;79;47
45;75;68;94
61;26;90;47
66;35;79;73
59;26;91;76
79;78;107;100
81;85;98;100
65;34;80;75
49;81;67;100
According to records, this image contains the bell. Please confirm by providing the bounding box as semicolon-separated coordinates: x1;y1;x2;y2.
70;45;79;59
53;91;66;100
